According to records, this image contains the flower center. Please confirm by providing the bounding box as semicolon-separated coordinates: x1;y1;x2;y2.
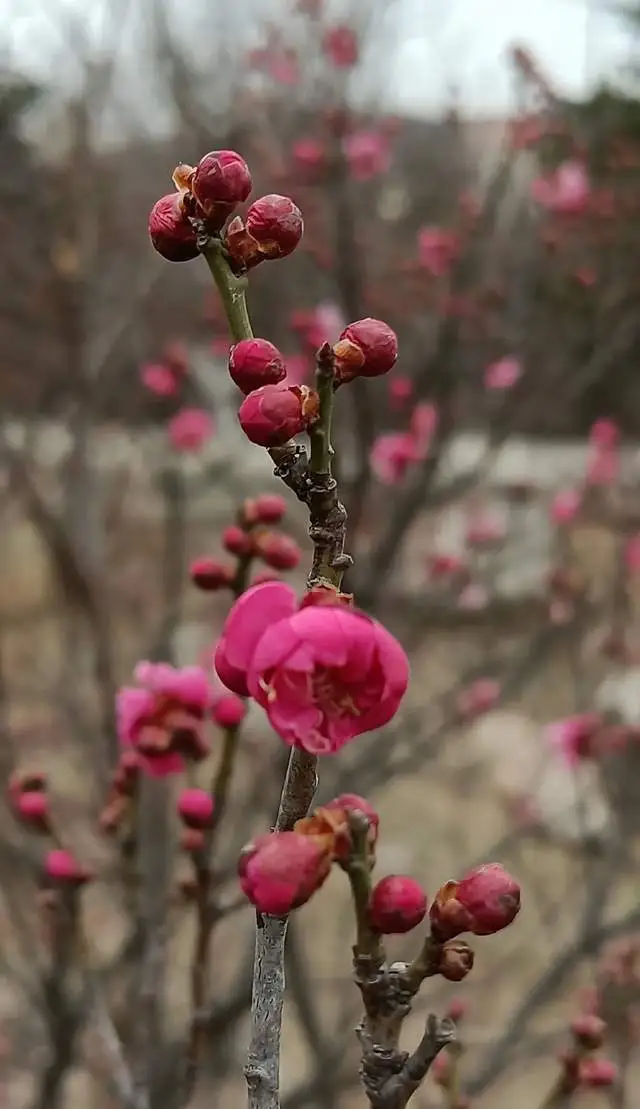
311;668;360;720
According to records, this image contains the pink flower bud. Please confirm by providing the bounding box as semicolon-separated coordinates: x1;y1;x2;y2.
168;408;214;452
334;319;398;381
550;489;582;526
44;849;92;886
212;694;246;729
181;827;206;853
8;770;46;800
222;525;253;558
437;939;475;982
248;493;287;525
190;557;235;591
238;831;333;915
191;151;252;222
321;793;379;859
254;533;301;570
579;1058;617;1088
15;790;50;830
148;194;199;262
245;195;304;260
571;1014;606;1049
369;875;427;934
455;863;521;935
322;24;359;68
446;998;468;1022
177;787;215;829
229;339;286;395
238;384;319;447
140;362;179;397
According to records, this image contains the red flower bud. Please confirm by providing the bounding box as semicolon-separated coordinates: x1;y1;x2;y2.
180;827;206;853
245;493;287;525
44;849;92;886
323;793;379;852
254;532;301;570
571;1014;606;1049
222;525;253;558
238;831;332;915
148;194;199;262
191;151;252;219
369;875;427;934
334;318;398;381
229;339;286;395
224;216;264;271
212;694;246;729
177;787;215;829
322;24;359;68
190;557;235;591
238;384;319;447
455;863;521;935
437;939;475;981
579;1058;617;1087
15;790;50;831
245;194;304;260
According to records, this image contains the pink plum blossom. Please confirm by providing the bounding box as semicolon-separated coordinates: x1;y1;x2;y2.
269;52;300;85
546;713;602;766
215;581;409;754
457;583;489;611
370;432;421;485
531;160;591;215
550;488;582;525
140;362;179;396
417;227;460;276
590;418;619;448
410;403;438;452
343;130;390;181
388;376;413;407
292;138;326;177
457;678;500;718
168;408;215;452
484;356;522;390
117;663;213;776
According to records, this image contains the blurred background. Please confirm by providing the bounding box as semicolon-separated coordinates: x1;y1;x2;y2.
1;0;640;1106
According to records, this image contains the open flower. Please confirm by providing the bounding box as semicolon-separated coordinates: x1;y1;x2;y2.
117;662;213;775
215;582;409;754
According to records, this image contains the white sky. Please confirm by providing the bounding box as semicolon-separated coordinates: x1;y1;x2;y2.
1;0;635;116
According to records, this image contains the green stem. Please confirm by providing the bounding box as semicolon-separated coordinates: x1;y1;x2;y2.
345;813;384;963
308;353;335;477
201;240;253;343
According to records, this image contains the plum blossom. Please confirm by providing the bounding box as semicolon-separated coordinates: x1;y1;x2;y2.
531;160;590;215
343;131;390;181
546;713;602;767
550;488;582;525
388;375;413;407
215;581;409;754
140;362;179;397
292;138;326;178
417;227;460;276
117;662;213;776
484;356;522;390
168;408;215;452
370;432;420;485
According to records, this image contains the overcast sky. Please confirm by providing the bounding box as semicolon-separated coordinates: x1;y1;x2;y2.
2;0;634;116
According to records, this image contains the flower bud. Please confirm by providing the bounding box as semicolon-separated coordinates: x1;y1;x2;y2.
334;318;398;381
191;151;252;220
254;532;301;570
15;790;50;832
322;793;379;856
238;384;319;447
177;788;215;829
44;849;92;886
571;1014;606;1050
368;875;427;935
437;939;475;981
429;880;474;942
245;194;304;260
299;585;354;609
455;863;521;935
238;830;332;915
446;998;467;1022
579;1058;617;1087
229;339;286;395
224;216;264;271
222;525;253;558
244;493;287;526
148;194;199;262
180;827;206;853
190;557;235;591
212;694;246;729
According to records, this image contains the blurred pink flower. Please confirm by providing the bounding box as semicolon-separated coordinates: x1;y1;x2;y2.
547;713;602;766
284;353;312;386
590;418;619;448
457;583;490;611
343;130;390;181
322;24;359;68
457;678;500;718
465;510;505;546
370;432;420;485
269;52;300;85
427;553;466;580
215;581;409;753
531;160;590;215
417;227;460;276
550;488;582;525
117;663;213;776
410;402;438;450
484;356;521;390
292;138;326;177
388;375;413;407
168;408;215;452
140;362;179;397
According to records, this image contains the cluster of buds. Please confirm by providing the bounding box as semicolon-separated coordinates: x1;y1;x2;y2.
177;787;216;855
8;771;93;893
190;493;302;592
238;794;520;991
553;1011;616;1093
148;149;304;274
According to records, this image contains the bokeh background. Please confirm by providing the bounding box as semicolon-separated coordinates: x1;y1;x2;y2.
1;1;640;1107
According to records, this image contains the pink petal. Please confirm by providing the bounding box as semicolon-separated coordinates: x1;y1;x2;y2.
220;581;297;675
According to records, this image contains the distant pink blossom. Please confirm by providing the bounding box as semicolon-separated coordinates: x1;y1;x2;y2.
484;356;522;390
417;227;460;276
590;418;619;448
531;160;590;215
292;138;326;177
269;52;300;85
140;362;179;397
457;583;490;611
370;432;420;485
457;678;500;719
284;354;312;386
117;663;213;776
343;130;390;181
465;510;505;547
215;581;409;753
427;553;466;580
168;408;215;452
410;402;438;450
547;713;602;766
388;376;413;407
550;488;582;525
322;24;359;68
